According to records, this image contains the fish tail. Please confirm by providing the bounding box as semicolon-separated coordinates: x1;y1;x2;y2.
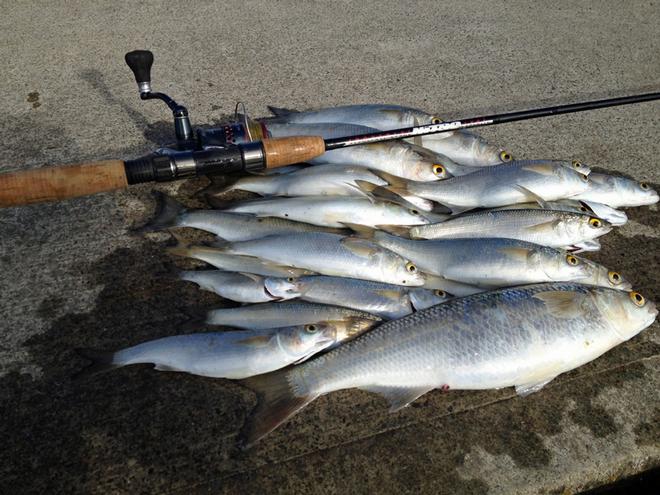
198;175;242;208
165;232;198;258
134;191;187;234
73;348;119;379
239;369;317;448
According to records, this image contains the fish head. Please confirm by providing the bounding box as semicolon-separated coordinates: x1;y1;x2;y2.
564;159;591;176
615;178;659;206
594;289;658;341
263;277;303;300
541;251;591;282
576;214;612;240
558;166;592;196
577;201;628;226
471;135;513;166
283;322;340;359
579;259;632;291
409;288;452;311
385;256;426;286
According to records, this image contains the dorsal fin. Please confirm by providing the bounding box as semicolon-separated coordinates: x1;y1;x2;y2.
267;105;300;116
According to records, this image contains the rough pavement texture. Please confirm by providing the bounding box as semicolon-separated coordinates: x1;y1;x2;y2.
0;1;658;494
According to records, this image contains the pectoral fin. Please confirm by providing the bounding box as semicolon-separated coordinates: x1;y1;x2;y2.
340;237;379;258
360;385;433;412
374;289;404;300
532;290;587;318
521;163;556;176
235;335;273;347
497;246;533;262
514;185;550;207
524;219;561;234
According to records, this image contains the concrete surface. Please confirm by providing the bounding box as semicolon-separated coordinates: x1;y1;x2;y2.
0;1;658;493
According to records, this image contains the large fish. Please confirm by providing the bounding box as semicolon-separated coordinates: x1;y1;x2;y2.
222;196;432;228
492;199;628;226
410;209;612;249
138;192;348;240
369;161;591;213
264;276;452;319
213;232;426;286
241;284;656;445
264;104;512;166
205;301;382;330
369;232;598;288
573;173;659;207
75;322;343;380
179;270;276;303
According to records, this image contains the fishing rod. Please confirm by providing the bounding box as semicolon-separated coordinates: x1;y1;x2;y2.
0;49;658;208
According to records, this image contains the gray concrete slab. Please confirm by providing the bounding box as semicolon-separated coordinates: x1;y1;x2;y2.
0;1;658;493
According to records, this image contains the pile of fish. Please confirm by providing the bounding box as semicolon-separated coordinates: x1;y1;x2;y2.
77;104;658;447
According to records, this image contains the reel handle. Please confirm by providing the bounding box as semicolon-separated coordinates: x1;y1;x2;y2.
125;50;154;93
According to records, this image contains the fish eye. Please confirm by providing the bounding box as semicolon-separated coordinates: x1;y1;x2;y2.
588;217;602;228
406;262;417;273
608;271;622;285
287;277;295;282
500;151;512;162
629;291;646;307
434;289;446;297
580;206;588;212
432;164;445;176
431;116;442;124
305;324;318;333
409;208;420;215
572;160;582;169
581;173;589;181
640;182;649;190
566;255;579;266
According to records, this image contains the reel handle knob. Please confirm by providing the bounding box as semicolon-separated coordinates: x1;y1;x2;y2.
125;50;154;93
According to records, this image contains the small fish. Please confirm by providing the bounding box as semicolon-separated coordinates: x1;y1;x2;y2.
410;209;612;248
262;121;454;181
222;196;431;228
573;173;659;207
492;199;628;226
240;284;656;445
213;232;426;286
264;104;512;166
264;276;451;319
167;236;314;278
367;161;590;213
179;270;276;303
75;322;342;380
137;191;348;240
205;301;382;330
214;164;389;197
370;232;593;288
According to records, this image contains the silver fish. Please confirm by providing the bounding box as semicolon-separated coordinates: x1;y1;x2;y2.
264;104;511;166
179;270;275;303
138;192;347;240
241;284;656;444
492;199;628;226
573;173;659;207
217;164;389;197
371;232;592;288
263;122;453;181
579;259;631;291
223;196;431;228
205;301;382;330
167;238;314;278
264;276;451;319
372;161;591;213
410;209;612;248
76;322;341;380
214;232;426;286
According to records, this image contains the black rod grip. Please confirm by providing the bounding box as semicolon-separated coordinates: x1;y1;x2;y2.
125;50;154;84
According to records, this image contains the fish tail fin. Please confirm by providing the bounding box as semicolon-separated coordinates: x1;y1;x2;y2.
165;231;195;258
134;191;187;234
197;176;242;207
239;369;317;448
73;348;118;380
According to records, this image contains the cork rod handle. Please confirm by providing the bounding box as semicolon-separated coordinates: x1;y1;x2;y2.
0;160;129;207
262;136;326;168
